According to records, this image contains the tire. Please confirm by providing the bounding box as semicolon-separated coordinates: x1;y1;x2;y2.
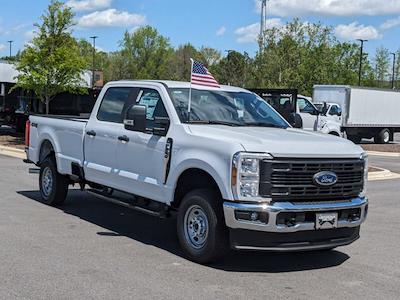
177;189;229;264
328;132;340;137
39;156;69;206
374;128;390;144
347;135;361;144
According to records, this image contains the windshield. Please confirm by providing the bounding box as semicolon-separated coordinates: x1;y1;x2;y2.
168;88;289;128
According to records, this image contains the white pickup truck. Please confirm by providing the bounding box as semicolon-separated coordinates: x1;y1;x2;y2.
25;80;368;263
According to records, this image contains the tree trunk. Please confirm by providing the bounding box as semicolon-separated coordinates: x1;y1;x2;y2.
45;98;50;115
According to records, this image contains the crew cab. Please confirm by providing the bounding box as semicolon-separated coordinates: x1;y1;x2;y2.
25;80;368;263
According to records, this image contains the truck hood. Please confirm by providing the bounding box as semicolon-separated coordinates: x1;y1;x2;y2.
187;125;363;158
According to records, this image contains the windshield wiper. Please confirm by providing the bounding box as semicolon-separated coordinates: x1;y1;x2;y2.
185;120;242;127
244;122;286;128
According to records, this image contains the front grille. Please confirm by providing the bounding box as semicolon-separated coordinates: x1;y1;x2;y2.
259;159;364;201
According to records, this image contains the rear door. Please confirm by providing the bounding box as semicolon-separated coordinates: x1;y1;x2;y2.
84;87;138;188
116;87;170;202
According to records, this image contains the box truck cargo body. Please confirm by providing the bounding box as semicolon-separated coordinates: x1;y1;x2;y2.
313;85;400;143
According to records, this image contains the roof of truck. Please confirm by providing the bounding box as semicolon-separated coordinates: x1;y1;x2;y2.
115;80;250;93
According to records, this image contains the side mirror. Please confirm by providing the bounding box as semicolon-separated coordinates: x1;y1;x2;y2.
289;113;303;129
124;105;147;133
153;116;170;136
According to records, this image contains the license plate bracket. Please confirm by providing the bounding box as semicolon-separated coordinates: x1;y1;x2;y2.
315;212;338;230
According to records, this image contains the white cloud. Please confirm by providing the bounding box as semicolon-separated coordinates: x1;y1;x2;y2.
255;0;400;17
66;0;112;12
380;17;400;30
216;26;226;36
24;29;37;42
77;8;146;28
334;22;380;40
235;18;283;43
0;44;6;53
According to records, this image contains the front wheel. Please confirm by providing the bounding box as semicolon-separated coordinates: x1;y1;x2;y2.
39;156;69;206
177;189;229;264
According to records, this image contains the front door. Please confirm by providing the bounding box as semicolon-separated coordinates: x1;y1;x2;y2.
84;87;138;188
116;87;170;202
297;97;318;131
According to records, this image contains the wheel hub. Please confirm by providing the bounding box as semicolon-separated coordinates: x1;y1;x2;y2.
184;205;209;249
41;167;53;197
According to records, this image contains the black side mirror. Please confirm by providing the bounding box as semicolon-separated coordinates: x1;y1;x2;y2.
153;116;170;136
289;113;303;129
124;105;147;132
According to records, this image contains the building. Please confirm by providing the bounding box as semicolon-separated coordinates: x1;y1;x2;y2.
0;60;100;131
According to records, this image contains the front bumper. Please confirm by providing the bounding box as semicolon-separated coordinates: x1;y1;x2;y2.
223;197;368;251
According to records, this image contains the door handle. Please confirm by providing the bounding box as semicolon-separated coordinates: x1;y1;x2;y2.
118;135;130;142
86;130;96;137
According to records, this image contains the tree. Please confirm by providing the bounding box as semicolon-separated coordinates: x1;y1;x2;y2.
120;26;173;80
13;0;86;114
374;46;390;88
199;47;221;66
212;51;251;87
169;43;203;81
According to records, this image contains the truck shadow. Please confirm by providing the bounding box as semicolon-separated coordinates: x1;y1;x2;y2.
17;189;350;273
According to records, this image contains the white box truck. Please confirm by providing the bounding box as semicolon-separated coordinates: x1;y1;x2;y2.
313;85;400;143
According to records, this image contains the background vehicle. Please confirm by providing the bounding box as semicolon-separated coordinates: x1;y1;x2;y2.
313;102;343;136
251;89;341;135
25;80;368;263
313;85;400;143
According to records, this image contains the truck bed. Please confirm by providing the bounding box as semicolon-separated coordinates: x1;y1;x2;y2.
28;115;88;175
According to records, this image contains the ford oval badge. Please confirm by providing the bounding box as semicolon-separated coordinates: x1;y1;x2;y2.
313;171;338;186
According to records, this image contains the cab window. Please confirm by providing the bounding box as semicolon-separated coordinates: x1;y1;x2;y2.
97;87;138;123
137;88;169;130
298;98;317;114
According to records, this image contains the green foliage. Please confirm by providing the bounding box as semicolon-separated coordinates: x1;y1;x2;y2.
118;26;173;80
13;0;86;114
374;46;390;87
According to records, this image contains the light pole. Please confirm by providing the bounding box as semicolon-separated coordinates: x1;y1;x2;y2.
90;36;98;89
7;40;13;59
357;39;368;86
391;52;396;89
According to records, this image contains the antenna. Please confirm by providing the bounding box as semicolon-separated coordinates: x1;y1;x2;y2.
259;0;268;49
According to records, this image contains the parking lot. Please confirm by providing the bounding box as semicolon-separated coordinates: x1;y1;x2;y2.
0;154;399;299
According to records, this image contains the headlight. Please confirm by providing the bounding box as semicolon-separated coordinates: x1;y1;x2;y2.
360;152;368;198
232;152;272;201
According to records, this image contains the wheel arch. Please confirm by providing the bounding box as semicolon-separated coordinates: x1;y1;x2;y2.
38;139;56;164
172;168;224;209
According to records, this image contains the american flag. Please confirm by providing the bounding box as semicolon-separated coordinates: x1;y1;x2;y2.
190;59;220;88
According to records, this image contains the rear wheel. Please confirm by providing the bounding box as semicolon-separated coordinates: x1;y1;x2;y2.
39;156;69;206
177;189;229;264
374;128;390;144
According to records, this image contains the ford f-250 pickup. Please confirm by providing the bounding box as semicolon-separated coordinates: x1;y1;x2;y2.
25;80;368;263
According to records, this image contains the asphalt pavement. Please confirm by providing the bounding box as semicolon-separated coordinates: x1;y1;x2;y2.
0;154;399;300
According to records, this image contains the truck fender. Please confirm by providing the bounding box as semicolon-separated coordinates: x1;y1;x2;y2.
168;159;231;202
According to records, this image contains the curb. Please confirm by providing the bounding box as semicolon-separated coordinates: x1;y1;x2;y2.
0;145;26;159
366;150;400;157
368;166;400;181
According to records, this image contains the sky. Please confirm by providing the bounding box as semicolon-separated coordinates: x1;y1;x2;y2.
1;0;400;58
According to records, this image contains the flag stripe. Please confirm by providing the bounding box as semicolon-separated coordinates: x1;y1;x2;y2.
192;77;220;85
191;81;221;88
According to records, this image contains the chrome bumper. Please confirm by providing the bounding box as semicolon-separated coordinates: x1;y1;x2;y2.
223;197;368;233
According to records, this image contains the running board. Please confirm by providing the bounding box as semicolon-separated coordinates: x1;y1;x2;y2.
87;190;167;218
